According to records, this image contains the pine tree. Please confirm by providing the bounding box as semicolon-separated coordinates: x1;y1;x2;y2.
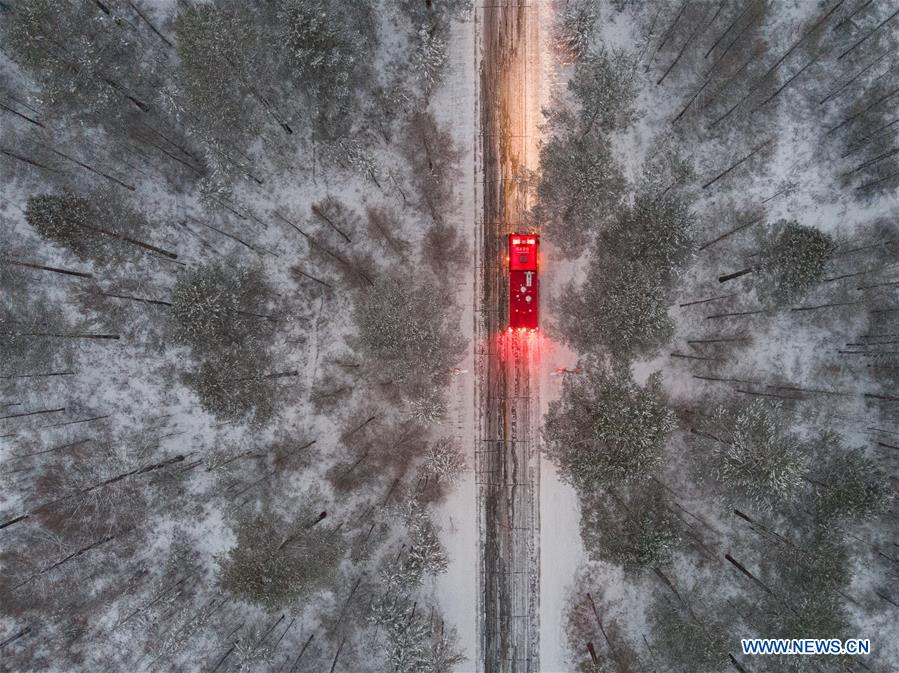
395;0;471;39
351;272;465;387
555;0;598;62
570;47;639;133
25;192;166;263
187;344;279;425
759;221;837;301
543;367;675;491
811;440;891;522
557;157;695;358
276;0;378;134
233;626;275;673
699;400;806;510
422;438;466;485
383;603;431;673
403;498;449;578
649;593;732;673
0;298;56;373
401;111;464;224
537;121;626;256
558;261;673;358
598;187;695;276
174;2;268;158
2;0;161;125
422;621;466;673
407;385;449;424
372;595;464;673
218;508;346;610
171;263;273;354
579;484;680;572
411;27;449;94
753;530;852;673
720;221;836;301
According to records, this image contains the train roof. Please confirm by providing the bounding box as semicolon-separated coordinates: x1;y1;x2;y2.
509;234;538;271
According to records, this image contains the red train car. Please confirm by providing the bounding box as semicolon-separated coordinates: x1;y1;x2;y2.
508;234;538;331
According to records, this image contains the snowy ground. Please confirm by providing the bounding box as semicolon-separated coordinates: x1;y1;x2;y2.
431;9;481;671
537;247;587;672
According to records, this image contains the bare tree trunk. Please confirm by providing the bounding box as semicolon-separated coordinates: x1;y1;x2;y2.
10;438;90;459
753;57;818;109
45;414;110;429
47;147;135;191
0;453;186;529
208;644;235;673
341;415;378;440
1;407;65;424
705;308;771;320
718;267;755;282
837;8;899;60
831;0;874;33
289;633;315;673
0;371;74;380
701;53;753;110
292;266;333;289
0;101;44;127
274;212;372;285
312;204;352;244
0;627;31;649
653;1;689;61
1;148;61;173
843;118;899;156
702;140;772;189
658;4;713;85
96;291;172;307
3;257;94;279
128;1;173;48
670;352;725;362
687;336;749;345
706;0;765;80
791;299;866;312
754;0;844;85
705;2;756;59
724;553;778;598
1;331;120;339
819;49;890;104
672;76;711;123
585;593;626;673
826;85;899;136
842;147;899;176
679;293;736;307
858;170;899;192
327;636;346;673
190;217;260;257
693;374;761;385
13;533;118;590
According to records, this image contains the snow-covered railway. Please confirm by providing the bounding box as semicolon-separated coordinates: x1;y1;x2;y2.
475;2;545;671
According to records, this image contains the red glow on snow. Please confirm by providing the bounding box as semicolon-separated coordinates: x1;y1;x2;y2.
496;325;545;371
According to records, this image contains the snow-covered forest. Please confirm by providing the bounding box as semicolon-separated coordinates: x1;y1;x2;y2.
0;1;474;672
3;0;898;672
539;1;897;672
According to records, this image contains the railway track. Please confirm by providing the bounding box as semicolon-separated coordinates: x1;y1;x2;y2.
475;2;545;671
